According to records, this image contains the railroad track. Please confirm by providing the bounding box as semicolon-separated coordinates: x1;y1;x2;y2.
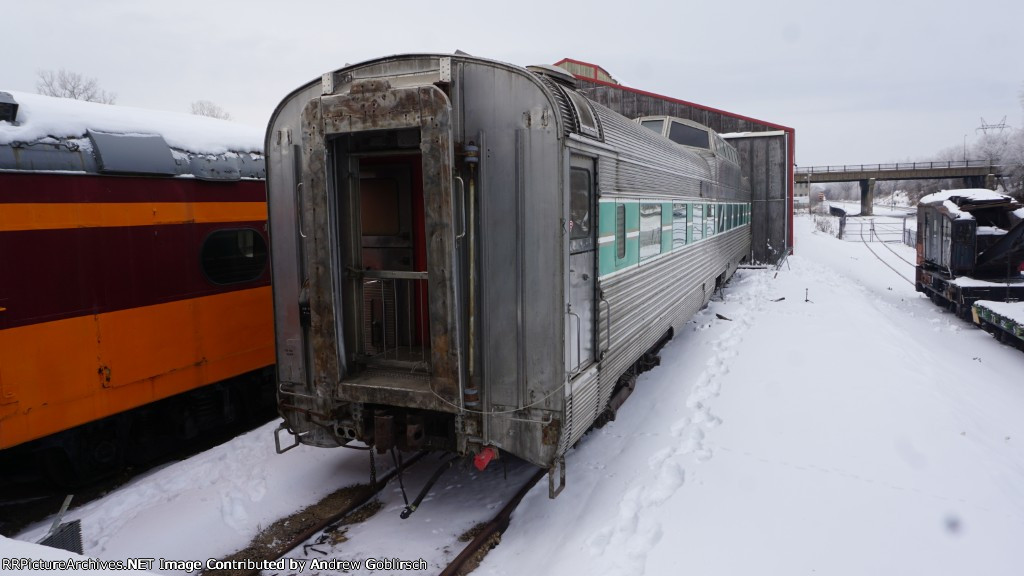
201;452;544;576
440;467;545;576
857;222;915;286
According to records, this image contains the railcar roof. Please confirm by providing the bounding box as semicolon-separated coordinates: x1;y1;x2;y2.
919;188;1011;207
919;188;1019;221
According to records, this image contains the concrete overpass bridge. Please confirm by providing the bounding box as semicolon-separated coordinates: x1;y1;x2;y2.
795;160;1008;215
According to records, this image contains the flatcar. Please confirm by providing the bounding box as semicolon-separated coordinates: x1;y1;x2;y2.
0;91;275;483
267;55;750;496
972;300;1024;350
915;188;1024;318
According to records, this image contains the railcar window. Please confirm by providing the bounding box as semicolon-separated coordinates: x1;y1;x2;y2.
668;122;710;149
201;228;268;285
615;203;626;260
640;119;664;135
639;203;662;260
570;168;593;253
692;204;703;242
672;203;687;249
706;204;716;237
566;90;600;138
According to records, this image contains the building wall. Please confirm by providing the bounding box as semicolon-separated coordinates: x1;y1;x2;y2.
726;133;790;263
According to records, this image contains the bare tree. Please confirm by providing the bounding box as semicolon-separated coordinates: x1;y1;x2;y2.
36;69;116;104
826;181;859;201
190;100;231;120
1002;129;1024;200
972;132;1009;164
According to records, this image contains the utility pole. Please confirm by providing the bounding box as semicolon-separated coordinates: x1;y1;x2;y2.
977;117;1008;135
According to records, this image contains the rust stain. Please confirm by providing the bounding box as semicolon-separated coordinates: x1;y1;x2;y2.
98;364;112;388
542;419;561;446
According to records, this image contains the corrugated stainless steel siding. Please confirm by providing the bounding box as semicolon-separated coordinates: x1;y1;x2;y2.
596;229;750;409
591;104;718;200
562;368;601;451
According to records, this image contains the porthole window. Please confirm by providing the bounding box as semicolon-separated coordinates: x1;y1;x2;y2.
201;228;268;285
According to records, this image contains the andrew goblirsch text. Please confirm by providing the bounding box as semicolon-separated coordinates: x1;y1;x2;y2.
3;557;429;572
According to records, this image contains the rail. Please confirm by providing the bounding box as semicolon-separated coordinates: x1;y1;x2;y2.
797;160;1002;174
203;452;429;576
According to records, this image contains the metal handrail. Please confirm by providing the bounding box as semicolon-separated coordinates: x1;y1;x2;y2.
568;310;582;376
797;160;1003;174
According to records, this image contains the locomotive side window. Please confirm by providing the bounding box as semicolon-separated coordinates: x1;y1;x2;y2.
570;168;593;253
615;203;626;260
639;203;662;260
672;203;687;249
201;228;268;285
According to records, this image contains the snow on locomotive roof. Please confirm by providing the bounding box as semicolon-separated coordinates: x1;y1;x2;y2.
0;90;261;155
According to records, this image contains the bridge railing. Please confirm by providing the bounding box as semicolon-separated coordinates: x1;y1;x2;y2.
797;160;1001;174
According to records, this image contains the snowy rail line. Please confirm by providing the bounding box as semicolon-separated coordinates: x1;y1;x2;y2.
6;215;1024;576
201;451;428;576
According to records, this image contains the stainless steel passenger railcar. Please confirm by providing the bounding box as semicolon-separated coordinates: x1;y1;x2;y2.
267;55;750;494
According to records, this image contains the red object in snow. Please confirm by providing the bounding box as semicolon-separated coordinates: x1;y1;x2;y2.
473;446;498;471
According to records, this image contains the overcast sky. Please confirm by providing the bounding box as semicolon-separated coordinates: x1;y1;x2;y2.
4;0;1022;167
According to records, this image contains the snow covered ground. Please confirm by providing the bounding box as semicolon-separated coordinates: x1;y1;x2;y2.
6;214;1024;575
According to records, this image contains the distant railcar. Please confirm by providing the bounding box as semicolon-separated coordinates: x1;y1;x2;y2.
0;91;275;482
915;189;1024;318
267;55;750;495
